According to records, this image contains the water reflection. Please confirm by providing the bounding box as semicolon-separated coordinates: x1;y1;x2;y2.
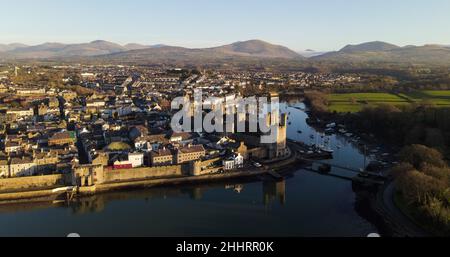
67;179;287;215
263;180;286;207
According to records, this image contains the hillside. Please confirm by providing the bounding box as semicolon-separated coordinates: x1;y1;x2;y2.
0;43;29;52
209;40;301;59
312;42;450;64
340;41;400;53
0;39;303;63
1;40;126;58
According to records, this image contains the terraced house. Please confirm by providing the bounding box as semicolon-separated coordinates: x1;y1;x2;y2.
9;157;36;177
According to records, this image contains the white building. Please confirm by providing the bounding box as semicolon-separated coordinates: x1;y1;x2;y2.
81;72;96;78
86;100;106;108
223;153;244;171
7;108;34;118
128;152;144;168
16;87;46;96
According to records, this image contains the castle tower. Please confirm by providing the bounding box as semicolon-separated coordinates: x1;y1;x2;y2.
266;112;288;159
277;113;287;151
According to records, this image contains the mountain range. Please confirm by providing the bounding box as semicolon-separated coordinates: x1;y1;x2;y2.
0;40;162;59
1;39;450;65
0;40;303;61
312;41;450;64
0;43;29;52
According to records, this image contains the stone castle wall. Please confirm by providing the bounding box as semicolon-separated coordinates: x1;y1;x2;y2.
0;174;66;192
101;165;183;184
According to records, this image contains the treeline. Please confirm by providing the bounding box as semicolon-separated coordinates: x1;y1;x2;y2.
342;104;450;154
393;145;450;235
304;90;330;114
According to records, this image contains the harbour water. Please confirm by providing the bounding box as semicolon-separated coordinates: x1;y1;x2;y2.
0;102;380;237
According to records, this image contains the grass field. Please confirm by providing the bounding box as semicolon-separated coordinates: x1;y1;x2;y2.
328;90;450;113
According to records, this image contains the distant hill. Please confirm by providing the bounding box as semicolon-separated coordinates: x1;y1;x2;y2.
339;41;400;53
0;39;302;62
1;40;126;58
312;41;450;64
209;40;301;59
124;43;151;51
124;43;171;50
89;40;304;64
0;43;29;52
2;39;450;66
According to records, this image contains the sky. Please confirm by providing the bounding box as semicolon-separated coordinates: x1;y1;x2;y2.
1;0;450;51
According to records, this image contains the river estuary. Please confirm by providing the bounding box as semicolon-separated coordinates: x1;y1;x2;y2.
0;102;382;237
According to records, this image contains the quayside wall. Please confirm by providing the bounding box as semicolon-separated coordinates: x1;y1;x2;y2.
0;174;66;193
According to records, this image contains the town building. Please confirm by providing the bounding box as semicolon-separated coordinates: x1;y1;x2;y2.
16;87;46;96
33;151;58;173
223;153;244;170
175;145;206;164
9;157;36;177
150;148;174;166
128;152;144;168
49;131;77;146
6;108;34;118
0;160;9;177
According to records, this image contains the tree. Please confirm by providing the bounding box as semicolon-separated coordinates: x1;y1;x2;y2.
399;144;446;170
394;143;450;234
420;164;450;184
391;162;415;178
304;90;329;114
396;169;444;205
425;128;445;150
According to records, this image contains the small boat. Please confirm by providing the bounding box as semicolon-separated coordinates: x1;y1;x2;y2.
326;123;336;128
321;147;334;154
297;130;303;134
325;128;334;134
310;134;315;139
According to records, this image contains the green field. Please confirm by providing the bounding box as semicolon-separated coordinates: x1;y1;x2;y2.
328;90;450;113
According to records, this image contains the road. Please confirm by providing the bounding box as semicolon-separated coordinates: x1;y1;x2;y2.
378;180;429;237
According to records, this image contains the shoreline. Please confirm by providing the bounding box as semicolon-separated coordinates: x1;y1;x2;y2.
0;147;301;205
0;169;269;205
